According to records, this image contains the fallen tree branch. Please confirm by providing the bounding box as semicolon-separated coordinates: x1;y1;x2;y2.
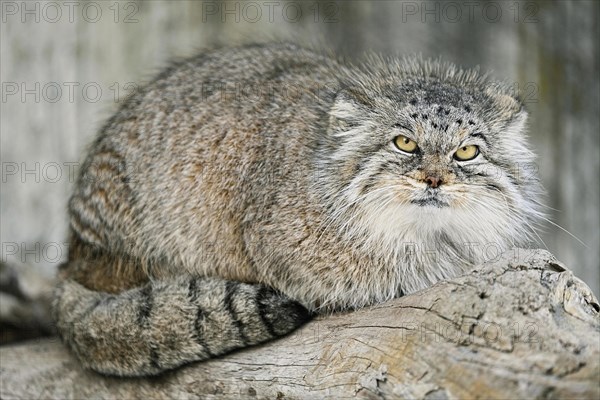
1;249;599;399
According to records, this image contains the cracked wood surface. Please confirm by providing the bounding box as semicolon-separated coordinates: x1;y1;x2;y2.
1;249;599;399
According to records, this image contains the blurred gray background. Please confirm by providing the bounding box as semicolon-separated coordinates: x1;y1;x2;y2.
2;0;599;296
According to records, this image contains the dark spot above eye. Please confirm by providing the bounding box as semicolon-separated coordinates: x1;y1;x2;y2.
456;119;463;125
468;120;475;125
471;132;489;146
422;114;428;120
409;98;418;105
437;106;444;114
464;105;472;112
432;123;438;128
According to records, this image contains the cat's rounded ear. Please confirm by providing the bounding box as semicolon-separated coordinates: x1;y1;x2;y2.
486;85;522;111
329;87;373;125
485;88;528;134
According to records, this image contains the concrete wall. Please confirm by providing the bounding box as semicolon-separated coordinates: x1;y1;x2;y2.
2;0;598;295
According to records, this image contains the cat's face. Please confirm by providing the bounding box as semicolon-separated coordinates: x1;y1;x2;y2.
323;72;543;258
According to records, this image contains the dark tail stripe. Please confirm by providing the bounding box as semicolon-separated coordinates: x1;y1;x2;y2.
78;298;102;323
137;283;153;325
188;278;214;357
224;281;249;345
195;307;214;357
149;347;161;371
188;277;199;302
137;283;161;370
256;286;277;338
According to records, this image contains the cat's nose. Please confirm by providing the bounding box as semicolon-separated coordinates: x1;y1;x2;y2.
424;175;442;188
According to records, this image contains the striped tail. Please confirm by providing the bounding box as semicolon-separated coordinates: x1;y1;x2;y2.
53;276;311;376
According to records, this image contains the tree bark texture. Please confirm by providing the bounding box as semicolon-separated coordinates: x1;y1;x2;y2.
1;249;598;399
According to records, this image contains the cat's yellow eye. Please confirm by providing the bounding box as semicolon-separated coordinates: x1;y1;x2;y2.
454;145;479;161
393;135;418;153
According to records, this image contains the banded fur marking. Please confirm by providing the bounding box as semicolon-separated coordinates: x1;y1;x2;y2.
223;281;250;345
187;278;214;357
78;298;102;323
138;283;160;371
256;286;277;338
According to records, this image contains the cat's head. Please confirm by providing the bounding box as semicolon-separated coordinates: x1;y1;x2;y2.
321;58;544;258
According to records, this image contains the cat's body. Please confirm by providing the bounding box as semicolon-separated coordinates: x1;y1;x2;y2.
54;43;542;376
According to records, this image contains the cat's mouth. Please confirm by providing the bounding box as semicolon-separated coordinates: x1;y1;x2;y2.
410;189;450;208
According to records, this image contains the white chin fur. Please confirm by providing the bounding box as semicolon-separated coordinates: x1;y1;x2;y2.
350;195;522;295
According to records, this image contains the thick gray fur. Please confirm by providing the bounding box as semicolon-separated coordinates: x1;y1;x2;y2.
54;43;542;376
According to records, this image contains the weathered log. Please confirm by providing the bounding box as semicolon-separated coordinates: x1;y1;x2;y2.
1;249;598;399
